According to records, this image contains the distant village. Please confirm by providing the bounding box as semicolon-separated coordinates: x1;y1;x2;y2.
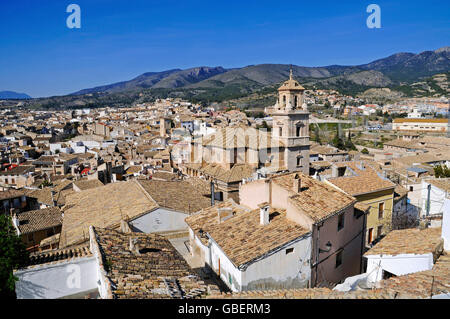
1;73;449;299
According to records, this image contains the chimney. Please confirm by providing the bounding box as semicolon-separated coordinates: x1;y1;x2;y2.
129;237;141;255
258;202;270;226
293;174;301;193
50;190;57;207
331;165;338;178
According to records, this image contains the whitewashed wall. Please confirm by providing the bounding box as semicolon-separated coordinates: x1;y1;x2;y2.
206;234;311;292
366;253;434;283
421;181;448;216
15;257;98;299
129;208;189;233
442;199;450;250
241;235;312;291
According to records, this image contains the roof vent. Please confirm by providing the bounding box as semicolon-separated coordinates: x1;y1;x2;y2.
293;174;301;193
217;207;233;224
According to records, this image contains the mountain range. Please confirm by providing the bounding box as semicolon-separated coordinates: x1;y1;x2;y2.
0;91;31;99
71;47;449;96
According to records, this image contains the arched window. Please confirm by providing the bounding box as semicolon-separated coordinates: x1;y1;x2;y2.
294;96;298;107
283;95;286;106
279;127;282;137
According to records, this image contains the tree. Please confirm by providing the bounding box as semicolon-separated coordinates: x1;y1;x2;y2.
361;148;369;154
434;165;450;178
313;125;321;144
0;214;29;298
345;130;357;151
332;126;344;150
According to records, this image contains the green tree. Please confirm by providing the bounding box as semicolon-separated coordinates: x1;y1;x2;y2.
332;127;344;150
313;125;321;144
0;214;29;298
434;165;450;178
345;130;357;151
361;148;369;154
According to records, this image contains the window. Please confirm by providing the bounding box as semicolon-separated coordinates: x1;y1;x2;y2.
279;127;282;137
297;157;301;166
27;233;34;242
338;213;345;231
382;270;396;280
377;225;383;237
294;96;298;107
409;186;414;191
368;228;374;244
286;248;294;255
378;202;384;219
335;250;343;268
296;126;301;137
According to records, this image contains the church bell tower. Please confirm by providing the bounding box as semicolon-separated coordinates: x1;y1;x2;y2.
268;68;310;174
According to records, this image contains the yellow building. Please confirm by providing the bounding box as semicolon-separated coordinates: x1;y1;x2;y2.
326;161;395;246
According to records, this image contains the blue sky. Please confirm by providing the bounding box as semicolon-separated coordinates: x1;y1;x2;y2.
1;0;449;97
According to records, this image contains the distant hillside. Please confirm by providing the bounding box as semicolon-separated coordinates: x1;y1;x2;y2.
359;47;450;82
0;91;31;99
20;46;449;110
70;47;449;96
72;67;227;95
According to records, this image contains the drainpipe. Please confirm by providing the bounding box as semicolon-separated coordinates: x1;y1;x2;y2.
312;222;322;288
426;184;431;217
360;208;367;273
210;180;215;206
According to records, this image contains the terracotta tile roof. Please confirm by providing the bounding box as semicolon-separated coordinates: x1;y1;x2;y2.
0;188;26;201
16;207;62;234
185;199;310;268
92;227;211;299
394;185;409;200
0;165;34;176
393;154;446;167
327;161;395;196
378;253;450;298
137;179;212;214
26;245;92;267
208;288;397;299
27;187;70;207
73;179;104;191
273;173;356;222
60;181;159;248
310;144;348;155
394;118;447;123
197;127;284;149
364;227;443;257
193;163;254;183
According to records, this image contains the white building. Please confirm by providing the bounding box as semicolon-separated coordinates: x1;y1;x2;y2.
421;179;450;218
186;199;312;292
